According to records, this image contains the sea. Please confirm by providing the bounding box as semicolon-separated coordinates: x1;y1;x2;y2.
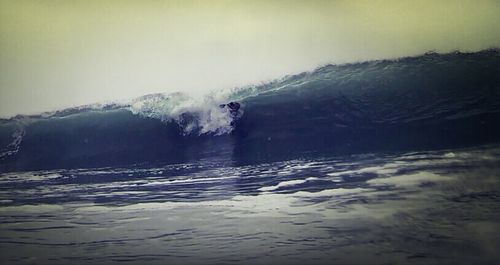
1;50;500;265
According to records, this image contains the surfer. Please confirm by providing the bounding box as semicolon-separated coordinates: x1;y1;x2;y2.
219;102;240;116
220;101;241;126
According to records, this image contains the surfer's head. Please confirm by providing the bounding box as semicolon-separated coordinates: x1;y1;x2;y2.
227;102;240;111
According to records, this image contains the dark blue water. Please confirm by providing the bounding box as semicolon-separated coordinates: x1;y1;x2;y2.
1;145;500;264
1;49;499;172
1;50;500;264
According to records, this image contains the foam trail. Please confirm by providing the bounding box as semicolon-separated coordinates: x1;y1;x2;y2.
0;127;25;159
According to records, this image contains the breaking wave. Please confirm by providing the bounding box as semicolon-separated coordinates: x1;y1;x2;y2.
1;49;500;172
128;91;242;135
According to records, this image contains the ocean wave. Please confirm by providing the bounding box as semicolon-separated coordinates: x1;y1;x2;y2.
1;49;499;172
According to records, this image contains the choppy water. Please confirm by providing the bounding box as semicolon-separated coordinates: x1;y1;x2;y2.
1;145;500;265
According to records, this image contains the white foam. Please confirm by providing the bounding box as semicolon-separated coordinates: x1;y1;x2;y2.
327;165;398;177
294;187;370;197
129;91;241;135
444;152;456;158
367;172;452;187
258;177;317;192
0;204;64;213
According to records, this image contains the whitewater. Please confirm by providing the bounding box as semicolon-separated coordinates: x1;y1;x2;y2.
1;50;500;265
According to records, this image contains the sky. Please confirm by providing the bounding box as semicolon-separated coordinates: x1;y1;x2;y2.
1;0;499;117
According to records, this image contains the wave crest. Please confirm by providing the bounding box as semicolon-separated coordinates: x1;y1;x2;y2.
129;91;242;135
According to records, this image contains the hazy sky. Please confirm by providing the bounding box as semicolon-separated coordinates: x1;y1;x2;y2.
1;0;499;117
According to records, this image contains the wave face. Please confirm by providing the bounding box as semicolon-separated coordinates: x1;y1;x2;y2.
1;49;500;172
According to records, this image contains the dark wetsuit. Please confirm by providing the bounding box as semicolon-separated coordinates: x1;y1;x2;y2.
220;102;241;126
